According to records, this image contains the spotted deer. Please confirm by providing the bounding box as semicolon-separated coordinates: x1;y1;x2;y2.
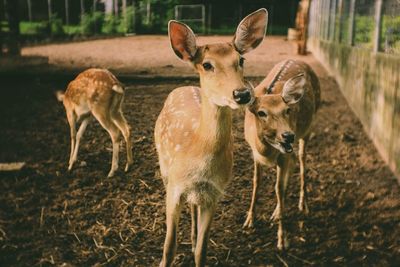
57;68;133;177
154;9;268;267
242;60;320;249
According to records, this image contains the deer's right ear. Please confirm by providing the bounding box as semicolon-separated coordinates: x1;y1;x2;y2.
168;20;197;61
233;8;268;54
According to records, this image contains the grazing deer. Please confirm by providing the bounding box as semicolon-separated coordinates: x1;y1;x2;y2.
154;9;268;267
242;60;320;250
57;68;133;177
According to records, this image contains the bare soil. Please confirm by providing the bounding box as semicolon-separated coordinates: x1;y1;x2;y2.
0;36;399;266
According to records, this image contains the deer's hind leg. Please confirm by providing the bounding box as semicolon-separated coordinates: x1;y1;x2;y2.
111;108;133;172
66;110;77;171
92;107;121;177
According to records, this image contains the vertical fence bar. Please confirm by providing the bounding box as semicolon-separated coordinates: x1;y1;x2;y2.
348;0;355;46
27;0;32;21
373;0;383;53
47;0;52;20
330;0;336;41
326;0;331;40
65;0;69;25
202;5;205;34
336;0;343;42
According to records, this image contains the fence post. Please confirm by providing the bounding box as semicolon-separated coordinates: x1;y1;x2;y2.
373;0;383;53
348;0;355;46
47;0;52;20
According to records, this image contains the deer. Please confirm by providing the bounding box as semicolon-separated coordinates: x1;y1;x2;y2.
242;59;320;250
56;68;133;177
154;9;268;267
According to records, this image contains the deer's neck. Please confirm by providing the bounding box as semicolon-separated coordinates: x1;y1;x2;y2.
196;89;232;153
255;134;280;162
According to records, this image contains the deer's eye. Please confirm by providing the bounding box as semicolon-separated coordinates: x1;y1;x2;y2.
286;108;291;115
239;57;245;67
257;110;268;117
202;62;213;71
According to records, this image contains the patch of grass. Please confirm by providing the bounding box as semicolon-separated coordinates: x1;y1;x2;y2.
63;25;81;35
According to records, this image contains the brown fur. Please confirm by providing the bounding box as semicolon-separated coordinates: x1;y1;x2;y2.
156;9;268;267
59;68;132;177
243;60;320;250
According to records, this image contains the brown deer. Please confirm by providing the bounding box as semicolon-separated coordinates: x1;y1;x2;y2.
154;9;268;267
57;68;133;177
242;59;320;250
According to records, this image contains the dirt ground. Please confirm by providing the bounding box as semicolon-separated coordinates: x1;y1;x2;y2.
21;36;318;78
1;36;400;266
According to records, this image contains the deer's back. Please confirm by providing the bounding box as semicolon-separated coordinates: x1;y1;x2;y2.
64;68;123;107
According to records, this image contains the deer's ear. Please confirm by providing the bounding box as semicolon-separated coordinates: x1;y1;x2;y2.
282;74;307;105
233;8;268;54
168;20;197;61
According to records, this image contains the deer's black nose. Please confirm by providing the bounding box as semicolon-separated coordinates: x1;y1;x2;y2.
282;132;295;143
233;88;252;104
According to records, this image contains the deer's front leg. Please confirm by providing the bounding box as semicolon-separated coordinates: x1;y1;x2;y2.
160;187;182;267
298;137;309;214
194;204;215;267
275;155;293;250
243;161;262;228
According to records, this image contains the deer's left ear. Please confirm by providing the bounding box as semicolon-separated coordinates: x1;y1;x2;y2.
233;8;268;54
282;74;307;105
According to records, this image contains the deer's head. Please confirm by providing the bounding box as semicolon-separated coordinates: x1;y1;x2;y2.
249;74;307;153
168;9;268;109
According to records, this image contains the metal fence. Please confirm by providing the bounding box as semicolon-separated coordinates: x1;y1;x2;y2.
309;0;400;54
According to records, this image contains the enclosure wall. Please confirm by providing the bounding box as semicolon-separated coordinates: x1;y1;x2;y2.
308;0;400;180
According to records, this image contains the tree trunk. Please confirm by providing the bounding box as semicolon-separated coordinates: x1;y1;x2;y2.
80;0;85;17
114;0;119;17
133;0;142;33
65;0;69;25
122;0;127;32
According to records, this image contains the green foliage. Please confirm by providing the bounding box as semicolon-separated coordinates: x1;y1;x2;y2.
20;21;49;35
81;12;104;35
119;6;135;33
49;15;64;37
63;25;81;35
354;15;374;46
382;15;400;53
103;14;119;34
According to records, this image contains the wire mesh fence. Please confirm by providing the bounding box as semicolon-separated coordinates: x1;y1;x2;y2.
309;0;400;54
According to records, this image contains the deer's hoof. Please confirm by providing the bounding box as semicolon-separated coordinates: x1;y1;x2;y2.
124;163;131;172
243;213;254;228
277;236;289;250
298;201;310;215
270;207;281;222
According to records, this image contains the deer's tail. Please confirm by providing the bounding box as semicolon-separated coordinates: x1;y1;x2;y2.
56;91;65;102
